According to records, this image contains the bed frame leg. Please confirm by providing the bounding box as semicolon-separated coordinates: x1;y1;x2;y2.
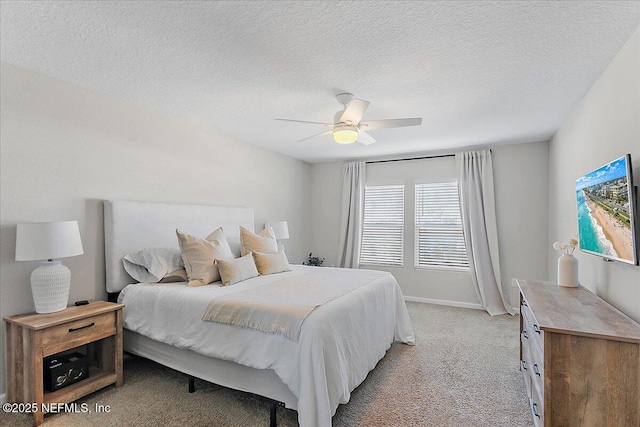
270;401;277;427
188;376;195;393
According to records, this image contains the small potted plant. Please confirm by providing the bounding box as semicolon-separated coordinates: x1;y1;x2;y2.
303;253;324;267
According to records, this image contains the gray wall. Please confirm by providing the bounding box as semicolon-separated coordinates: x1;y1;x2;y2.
548;26;640;322
310;141;550;309
0;62;312;396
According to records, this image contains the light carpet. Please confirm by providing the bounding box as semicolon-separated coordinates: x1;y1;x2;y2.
1;302;533;426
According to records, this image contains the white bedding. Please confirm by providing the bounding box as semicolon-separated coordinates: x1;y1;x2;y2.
202;268;385;341
119;265;415;427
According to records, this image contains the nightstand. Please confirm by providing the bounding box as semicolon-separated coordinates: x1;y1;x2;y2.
4;301;123;426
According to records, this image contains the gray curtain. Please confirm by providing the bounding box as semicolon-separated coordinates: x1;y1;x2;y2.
338;161;366;268
456;150;515;315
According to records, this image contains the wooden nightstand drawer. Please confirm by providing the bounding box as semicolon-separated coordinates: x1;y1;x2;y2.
42;312;116;356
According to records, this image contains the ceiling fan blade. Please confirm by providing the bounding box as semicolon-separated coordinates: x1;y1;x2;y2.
296;130;333;142
276;118;334;126
339;98;370;125
357;130;376;145
359;118;422;130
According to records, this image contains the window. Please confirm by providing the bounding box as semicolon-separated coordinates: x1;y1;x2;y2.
415;182;469;270
360;185;404;266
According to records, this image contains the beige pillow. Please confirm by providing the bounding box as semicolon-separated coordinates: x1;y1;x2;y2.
216;253;259;286
253;250;291;276
176;228;234;287
240;226;278;256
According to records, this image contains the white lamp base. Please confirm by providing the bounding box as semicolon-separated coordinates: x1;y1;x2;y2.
30;260;70;313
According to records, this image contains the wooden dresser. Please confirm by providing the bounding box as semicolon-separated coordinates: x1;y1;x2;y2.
516;279;640;427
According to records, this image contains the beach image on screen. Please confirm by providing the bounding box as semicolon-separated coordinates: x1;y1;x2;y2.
575;156;634;262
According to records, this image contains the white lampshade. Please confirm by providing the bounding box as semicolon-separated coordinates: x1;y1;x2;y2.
265;221;289;240
16;221;84;261
16;221;84;314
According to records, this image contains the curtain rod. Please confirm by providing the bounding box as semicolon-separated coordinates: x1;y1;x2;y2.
366;154;454;164
365;149;492;164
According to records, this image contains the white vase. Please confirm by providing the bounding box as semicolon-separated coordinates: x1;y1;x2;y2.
558;254;579;287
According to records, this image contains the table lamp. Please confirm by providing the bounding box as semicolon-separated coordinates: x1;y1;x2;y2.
15;221;84;313
265;221;289;251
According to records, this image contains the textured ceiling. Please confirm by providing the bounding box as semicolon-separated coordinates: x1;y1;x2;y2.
2;1;640;163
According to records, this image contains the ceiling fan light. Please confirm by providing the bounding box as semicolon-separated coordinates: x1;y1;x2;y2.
333;126;358;144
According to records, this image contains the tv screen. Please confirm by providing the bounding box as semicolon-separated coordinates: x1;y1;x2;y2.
575;154;638;265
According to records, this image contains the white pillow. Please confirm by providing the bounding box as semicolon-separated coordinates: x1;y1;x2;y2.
216;253;259;286
240;226;278;256
122;247;184;283
176;228;234;287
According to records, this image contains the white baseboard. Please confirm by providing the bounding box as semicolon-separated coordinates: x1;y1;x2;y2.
0;393;6;404
404;296;483;310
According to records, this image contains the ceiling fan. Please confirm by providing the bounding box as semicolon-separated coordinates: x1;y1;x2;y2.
276;93;422;145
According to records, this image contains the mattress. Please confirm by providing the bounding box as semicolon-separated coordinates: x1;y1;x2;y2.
118;265;415;427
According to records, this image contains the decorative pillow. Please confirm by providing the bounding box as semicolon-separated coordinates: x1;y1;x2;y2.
240;226;278;256
122;247;184;283
253;250;291;276
176;228;234;287
159;268;188;283
206;227;229;249
216;252;259;286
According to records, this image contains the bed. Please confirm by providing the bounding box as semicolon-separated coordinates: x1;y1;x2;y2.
104;200;415;427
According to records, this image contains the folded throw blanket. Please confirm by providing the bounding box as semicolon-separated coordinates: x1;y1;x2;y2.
202;268;381;341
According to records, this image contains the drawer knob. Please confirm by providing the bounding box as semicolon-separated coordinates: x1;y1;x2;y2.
533;324;541;334
522;330;529;339
521;360;528;370
522;300;528;307
69;322;95;333
533;363;541;376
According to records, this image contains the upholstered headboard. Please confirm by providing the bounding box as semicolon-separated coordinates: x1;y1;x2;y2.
104;200;254;293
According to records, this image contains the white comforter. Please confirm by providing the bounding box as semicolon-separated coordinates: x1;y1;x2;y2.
119;265;415;427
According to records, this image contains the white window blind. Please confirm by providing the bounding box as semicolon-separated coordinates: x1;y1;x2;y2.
360;185;404;266
415;182;469;270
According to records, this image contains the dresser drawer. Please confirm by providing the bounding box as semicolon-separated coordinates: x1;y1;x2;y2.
521;299;544;353
530;387;544;427
520;337;533;399
42;312;116;354
528;342;544;396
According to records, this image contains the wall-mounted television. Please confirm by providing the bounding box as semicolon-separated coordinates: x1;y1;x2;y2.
575;154;638;265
